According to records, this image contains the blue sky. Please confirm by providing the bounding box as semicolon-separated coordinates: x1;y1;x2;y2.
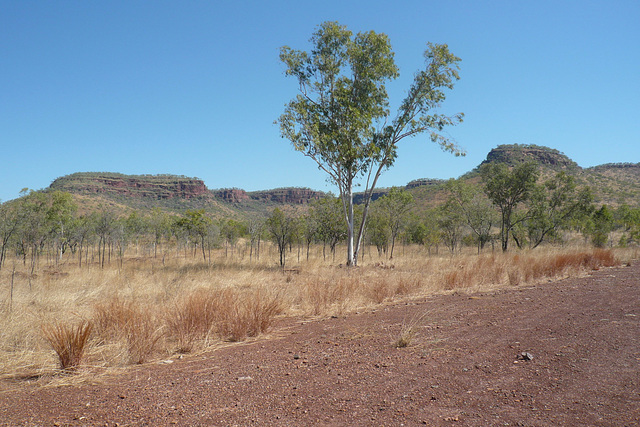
1;0;639;203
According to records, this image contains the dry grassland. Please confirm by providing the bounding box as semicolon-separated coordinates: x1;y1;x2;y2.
0;243;635;384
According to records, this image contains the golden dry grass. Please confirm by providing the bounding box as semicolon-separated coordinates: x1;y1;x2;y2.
0;243;636;382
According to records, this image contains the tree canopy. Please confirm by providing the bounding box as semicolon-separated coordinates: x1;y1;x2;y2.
480;162;539;252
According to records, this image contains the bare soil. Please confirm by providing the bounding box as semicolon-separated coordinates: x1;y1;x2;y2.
1;262;639;426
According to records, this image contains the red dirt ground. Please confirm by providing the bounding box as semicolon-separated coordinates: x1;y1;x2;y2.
1;262;639;426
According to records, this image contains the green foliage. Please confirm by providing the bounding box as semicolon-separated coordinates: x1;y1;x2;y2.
444;179;496;251
525;172;594;248
371;187;414;258
366;210;390;256
278;21;463;266
220;218;246;256
404;211;441;254
437;200;465;253
481;162;539;251
175;210;216;261
0;200;22;269
589;205;614;248
309;197;346;259
615;204;640;245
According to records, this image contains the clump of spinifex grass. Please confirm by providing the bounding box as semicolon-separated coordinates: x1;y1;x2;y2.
41;320;93;371
92;297;163;364
216;288;284;342
166;287;283;351
507;248;617;285
165;288;228;353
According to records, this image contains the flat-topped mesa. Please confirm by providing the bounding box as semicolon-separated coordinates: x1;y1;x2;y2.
406;178;446;189
481;144;579;170
249;187;325;204
50;173;210;200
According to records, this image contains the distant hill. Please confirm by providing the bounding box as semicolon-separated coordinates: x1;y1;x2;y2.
581;162;640;206
401;144;640;210
49;172;326;217
44;144;640;217
478;144;579;171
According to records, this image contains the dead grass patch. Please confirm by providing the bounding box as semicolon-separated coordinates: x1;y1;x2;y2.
0;245;625;379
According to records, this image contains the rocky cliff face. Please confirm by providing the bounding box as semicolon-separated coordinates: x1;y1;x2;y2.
50;173;210;200
215;188;250;203
481;144;579;170
49;173;327;207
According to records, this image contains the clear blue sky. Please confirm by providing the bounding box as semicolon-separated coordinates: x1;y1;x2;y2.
1;0;639;202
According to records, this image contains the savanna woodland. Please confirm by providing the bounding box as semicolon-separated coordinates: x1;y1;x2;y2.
1;22;639;426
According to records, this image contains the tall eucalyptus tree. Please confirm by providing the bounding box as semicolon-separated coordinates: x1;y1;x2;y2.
278;21;463;266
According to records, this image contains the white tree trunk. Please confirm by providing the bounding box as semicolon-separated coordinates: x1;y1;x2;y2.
346;185;355;266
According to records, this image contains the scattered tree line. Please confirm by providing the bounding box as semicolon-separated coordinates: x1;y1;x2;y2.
0;163;637;272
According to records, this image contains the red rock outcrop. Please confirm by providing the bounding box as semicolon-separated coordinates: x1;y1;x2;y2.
215;189;250;203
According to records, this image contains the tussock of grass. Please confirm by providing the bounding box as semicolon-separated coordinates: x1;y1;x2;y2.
395;311;430;348
166;288;227;353
164;287;284;352
216;289;283;342
41;320;93;371
92;298;163;364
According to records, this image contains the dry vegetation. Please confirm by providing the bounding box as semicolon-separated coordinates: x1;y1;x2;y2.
0;242;635;384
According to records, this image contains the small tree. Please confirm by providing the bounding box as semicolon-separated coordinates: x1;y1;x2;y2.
278;21;463;266
375;187;414;259
46;191;77;264
310;197;346;261
94;208;116;268
266;208;296;268
124;211;147;255
149;207;172;259
300;213;318;261
366;210;390;257
247;217;265;261
445;179;496;252
589;205;614;248
0;202;21;270
616;205;640;245
69;214;94;268
220;218;245;258
176;210;213;262
481;162;539;251
16;191;50;283
526;172;594;248
437;201;465;253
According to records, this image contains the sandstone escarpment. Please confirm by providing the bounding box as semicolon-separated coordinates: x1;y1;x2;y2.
215;188;250;203
50;173;210;200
